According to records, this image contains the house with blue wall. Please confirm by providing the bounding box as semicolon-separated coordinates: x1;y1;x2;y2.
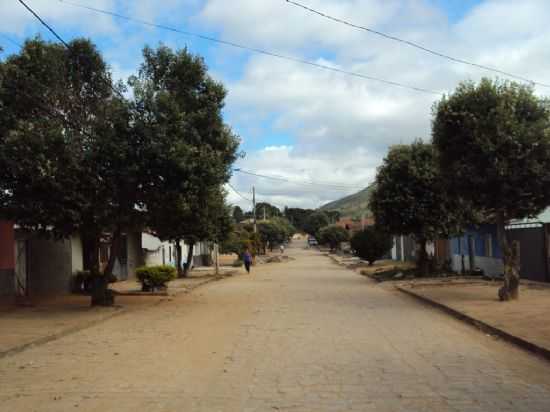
450;224;503;276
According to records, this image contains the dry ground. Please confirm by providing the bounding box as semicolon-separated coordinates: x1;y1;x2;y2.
1;241;550;411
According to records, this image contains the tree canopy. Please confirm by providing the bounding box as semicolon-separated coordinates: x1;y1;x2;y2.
350;226;392;265
0;39;240;302
256;202;282;219
370;141;467;273
432;78;550;299
303;211;330;237
317;225;349;251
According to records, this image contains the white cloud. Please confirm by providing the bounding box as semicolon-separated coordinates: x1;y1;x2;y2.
0;0;118;36
201;0;550;210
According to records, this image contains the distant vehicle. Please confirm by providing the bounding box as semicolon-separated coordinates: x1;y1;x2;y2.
308;237;318;246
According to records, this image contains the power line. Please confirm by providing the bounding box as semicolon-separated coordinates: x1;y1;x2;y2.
0;34;23;49
227;182;253;203
56;0;442;96
19;0;125;100
234;168;366;190
286;0;550;88
18;0;70;48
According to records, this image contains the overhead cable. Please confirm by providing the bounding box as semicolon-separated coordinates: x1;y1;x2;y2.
56;0;442;96
286;0;550;88
227;182;253;203
0;34;23;49
19;0;125;99
234;168;366;190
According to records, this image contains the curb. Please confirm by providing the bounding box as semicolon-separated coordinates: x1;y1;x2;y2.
0;273;238;360
396;285;550;362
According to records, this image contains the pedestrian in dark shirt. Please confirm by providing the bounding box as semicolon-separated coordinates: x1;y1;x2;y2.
243;248;253;274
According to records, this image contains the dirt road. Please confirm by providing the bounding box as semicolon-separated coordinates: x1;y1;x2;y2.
1;241;550;411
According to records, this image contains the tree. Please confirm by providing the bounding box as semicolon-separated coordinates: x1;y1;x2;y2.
370;141;467;274
432;78;550;300
130;45;240;277
303;211;330;237
325;210;341;224
0;38;140;305
317;225;349;251
350;226;393;265
256;202;281;220
284;207;315;232
233;205;245;223
221;223;261;257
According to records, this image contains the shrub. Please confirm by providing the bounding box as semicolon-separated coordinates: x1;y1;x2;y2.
351;226;393;265
136;265;177;291
317;225;350;251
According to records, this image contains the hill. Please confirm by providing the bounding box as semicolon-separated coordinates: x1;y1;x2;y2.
320;184;375;218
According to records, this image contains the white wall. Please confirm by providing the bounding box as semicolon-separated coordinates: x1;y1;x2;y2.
71;235;83;274
451;254;503;276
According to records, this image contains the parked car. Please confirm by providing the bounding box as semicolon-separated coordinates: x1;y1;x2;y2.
308;237;318;246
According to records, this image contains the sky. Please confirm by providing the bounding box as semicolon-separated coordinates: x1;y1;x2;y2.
2;0;550;212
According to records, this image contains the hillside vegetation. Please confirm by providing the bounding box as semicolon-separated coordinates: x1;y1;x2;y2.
320;184;374;218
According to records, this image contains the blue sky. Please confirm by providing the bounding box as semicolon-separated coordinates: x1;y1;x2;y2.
2;0;549;210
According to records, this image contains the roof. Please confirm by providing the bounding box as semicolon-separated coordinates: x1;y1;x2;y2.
508;208;550;225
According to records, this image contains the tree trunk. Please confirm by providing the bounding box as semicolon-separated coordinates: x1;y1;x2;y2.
175;240;183;278
417;237;429;276
214;243;219;276
103;227;122;278
183;242;194;278
80;229;113;307
496;212;520;300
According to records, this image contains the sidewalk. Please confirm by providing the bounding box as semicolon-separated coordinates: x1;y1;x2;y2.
0;267;240;358
396;278;550;359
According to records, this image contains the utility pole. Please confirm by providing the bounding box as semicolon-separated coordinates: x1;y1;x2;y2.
263;206;266;221
253;186;257;233
214;243;219;276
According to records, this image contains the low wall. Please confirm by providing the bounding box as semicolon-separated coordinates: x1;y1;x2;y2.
0;269;14;296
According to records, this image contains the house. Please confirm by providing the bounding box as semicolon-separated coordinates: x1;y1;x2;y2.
336;216;375;234
4;227;216;299
14;228;84;297
391;235;416;262
98;232;142;281
449;224;503;276
506;208;550;283
142;233;212;269
0;221;15;297
10;228;143;297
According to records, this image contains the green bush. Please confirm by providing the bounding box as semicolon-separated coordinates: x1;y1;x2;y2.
351;226;392;265
136;265;177;291
317;225;350;251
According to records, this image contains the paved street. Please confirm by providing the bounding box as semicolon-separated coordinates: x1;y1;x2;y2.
1;241;550;411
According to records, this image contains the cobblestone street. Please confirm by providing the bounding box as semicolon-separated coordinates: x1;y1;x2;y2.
1;241;550;411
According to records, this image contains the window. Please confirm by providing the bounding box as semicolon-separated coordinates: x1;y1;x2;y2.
485;234;493;257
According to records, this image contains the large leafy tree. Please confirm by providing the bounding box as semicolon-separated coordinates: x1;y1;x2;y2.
432;79;550;300
284;207;315;232
130;45;240;276
303;211;330;237
350;226;392;265
256;202;281;219
0;38;140;305
257;217;295;252
317;225;349;251
370;141;466;274
232;206;245;223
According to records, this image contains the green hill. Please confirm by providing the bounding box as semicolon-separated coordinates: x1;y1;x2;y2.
320;184;375;218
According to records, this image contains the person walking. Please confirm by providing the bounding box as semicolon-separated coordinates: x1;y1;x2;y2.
279;244;285;254
243;248;253;274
